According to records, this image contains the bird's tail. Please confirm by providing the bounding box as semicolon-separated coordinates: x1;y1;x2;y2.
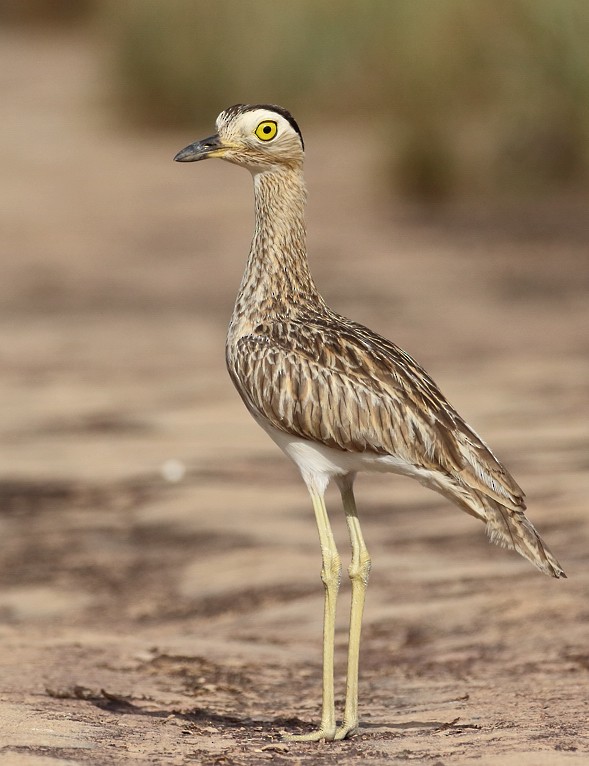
426;474;566;578
481;495;566;579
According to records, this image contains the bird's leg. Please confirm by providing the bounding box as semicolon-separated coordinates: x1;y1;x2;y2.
283;487;341;742
335;476;371;740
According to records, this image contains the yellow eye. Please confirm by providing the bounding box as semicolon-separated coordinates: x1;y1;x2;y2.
255;120;278;141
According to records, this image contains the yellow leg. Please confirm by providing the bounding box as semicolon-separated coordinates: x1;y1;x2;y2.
283;488;341;742
335;477;371;740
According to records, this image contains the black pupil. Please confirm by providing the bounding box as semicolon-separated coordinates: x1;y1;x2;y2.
263;125;272;134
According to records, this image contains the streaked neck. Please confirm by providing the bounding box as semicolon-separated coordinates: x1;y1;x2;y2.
233;166;322;326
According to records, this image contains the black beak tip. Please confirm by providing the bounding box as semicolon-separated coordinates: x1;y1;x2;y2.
173;135;222;163
173;146;196;162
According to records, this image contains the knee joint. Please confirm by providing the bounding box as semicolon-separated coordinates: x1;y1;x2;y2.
349;554;371;586
321;551;342;589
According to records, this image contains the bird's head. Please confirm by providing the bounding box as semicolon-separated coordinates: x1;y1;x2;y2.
174;104;304;172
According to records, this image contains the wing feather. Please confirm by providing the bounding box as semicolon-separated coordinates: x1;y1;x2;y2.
227;315;525;510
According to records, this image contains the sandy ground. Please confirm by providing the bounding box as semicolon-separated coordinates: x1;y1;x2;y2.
1;28;589;766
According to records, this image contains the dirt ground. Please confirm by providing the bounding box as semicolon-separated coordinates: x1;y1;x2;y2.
1;28;589;766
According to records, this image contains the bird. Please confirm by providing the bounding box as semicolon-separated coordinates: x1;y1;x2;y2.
174;104;565;742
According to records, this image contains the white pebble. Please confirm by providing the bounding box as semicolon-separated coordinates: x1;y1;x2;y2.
161;459;186;483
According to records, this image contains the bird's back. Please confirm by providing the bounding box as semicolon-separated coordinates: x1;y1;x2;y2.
228;306;523;507
228;306;565;579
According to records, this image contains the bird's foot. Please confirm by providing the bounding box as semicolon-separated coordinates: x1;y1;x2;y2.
281;720;358;742
282;724;337;742
334;721;358;740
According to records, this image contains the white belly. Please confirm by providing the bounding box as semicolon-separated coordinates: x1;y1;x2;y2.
257;419;429;494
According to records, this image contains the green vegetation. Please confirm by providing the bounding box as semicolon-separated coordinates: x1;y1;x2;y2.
100;0;589;199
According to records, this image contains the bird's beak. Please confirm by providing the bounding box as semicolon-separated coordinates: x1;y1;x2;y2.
173;134;226;162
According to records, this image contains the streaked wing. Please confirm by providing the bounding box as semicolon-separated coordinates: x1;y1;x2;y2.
228;315;525;510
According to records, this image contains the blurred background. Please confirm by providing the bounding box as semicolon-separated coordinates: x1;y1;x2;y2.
104;0;589;200
1;3;588;761
2;0;588;326
6;0;589;197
